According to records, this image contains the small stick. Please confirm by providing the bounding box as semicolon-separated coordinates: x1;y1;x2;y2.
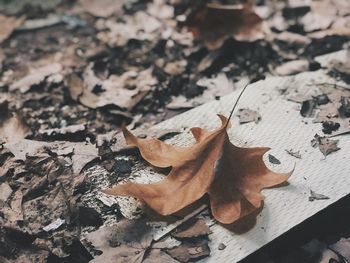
226;83;250;126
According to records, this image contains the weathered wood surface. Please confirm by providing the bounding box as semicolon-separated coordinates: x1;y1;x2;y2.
82;50;350;262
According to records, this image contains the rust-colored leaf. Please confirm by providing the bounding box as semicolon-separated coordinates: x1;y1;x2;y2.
104;115;291;224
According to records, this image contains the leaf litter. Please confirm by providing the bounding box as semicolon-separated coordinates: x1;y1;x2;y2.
0;0;349;262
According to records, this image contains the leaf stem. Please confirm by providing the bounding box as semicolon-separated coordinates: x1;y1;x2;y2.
226;83;250;126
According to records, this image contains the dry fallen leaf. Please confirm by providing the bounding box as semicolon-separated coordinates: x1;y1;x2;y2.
21;185;78;244
172;218;210;239
4;139;99;174
104;115;291;224
300;0;337;32
66;68;156;111
96;10;163;47
237;108;261;124
166;239;210;263
86;219;153;263
10;63;63;93
0;15;24;43
0;114;29;144
274;59;309;76
311;134;340;157
308;27;350;39
185;3;264;50
301;0;350;35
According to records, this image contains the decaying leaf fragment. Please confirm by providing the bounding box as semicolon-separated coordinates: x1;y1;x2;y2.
237;108;261;124
311;134;340;157
104;115;291;224
309;190;330;202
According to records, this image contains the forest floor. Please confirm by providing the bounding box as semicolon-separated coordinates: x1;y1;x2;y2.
0;0;350;262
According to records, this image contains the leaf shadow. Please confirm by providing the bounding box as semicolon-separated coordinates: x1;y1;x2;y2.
219;200;264;234
143;196;208;225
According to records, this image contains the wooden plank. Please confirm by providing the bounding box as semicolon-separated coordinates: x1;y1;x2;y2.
82;50;350;262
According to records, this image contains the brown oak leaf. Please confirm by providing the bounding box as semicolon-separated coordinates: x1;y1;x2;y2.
104;115;291;224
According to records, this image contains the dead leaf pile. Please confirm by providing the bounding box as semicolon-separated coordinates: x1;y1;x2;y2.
66;67;157;111
294;83;350;136
0;0;349;261
86;217;211;263
104;115;291;224
1;0;348;140
0;133;101;258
